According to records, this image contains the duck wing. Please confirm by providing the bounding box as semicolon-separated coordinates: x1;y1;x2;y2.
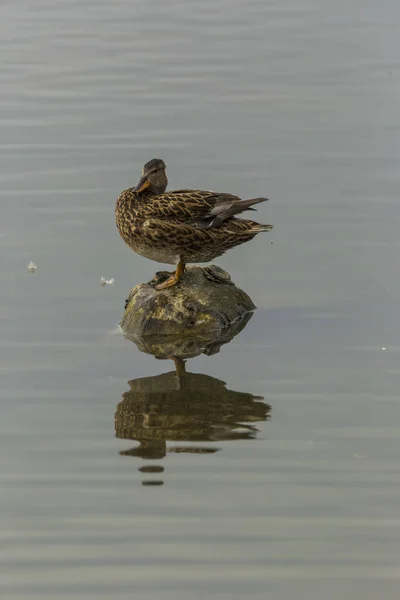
145;190;268;229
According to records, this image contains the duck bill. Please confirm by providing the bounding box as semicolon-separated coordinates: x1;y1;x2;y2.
133;175;151;193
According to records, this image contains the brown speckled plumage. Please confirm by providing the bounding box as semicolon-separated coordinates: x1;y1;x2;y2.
116;158;272;289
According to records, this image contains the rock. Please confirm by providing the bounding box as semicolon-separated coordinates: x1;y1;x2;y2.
120;265;256;346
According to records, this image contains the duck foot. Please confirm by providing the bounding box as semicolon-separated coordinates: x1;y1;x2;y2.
149;270;174;287
155;260;185;291
155;273;181;290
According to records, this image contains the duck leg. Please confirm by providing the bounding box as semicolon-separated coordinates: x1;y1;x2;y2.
155;259;185;290
172;357;186;380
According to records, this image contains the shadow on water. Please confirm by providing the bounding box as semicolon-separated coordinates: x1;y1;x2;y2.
115;311;271;486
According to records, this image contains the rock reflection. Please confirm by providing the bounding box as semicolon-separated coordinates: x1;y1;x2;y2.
124;310;254;360
115;357;270;485
117;307;271;485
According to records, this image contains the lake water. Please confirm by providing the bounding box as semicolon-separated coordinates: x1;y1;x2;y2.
1;0;400;598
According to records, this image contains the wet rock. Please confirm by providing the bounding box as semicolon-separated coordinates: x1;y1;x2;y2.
120;265;255;344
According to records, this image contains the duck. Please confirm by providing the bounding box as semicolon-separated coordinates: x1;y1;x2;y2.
116;158;272;290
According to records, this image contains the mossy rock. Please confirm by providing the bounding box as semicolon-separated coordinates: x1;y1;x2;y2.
120;265;255;344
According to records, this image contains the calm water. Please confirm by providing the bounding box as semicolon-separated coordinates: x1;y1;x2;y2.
2;0;400;598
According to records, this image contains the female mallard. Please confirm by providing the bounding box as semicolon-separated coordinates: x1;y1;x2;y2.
116;158;272;290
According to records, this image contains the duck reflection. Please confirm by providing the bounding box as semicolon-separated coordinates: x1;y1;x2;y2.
115;358;270;485
117;307;271;485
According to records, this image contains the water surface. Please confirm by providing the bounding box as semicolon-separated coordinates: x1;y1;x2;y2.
1;1;400;598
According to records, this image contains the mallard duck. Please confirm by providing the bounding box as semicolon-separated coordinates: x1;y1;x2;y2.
116;158;272;290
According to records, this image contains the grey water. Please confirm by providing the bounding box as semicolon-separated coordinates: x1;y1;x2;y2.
1;0;400;598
